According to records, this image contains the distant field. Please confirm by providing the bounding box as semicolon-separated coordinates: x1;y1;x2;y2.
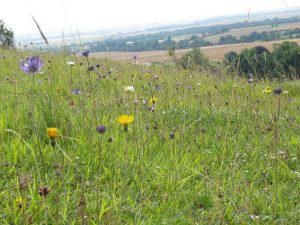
204;22;300;43
172;22;300;43
90;38;300;63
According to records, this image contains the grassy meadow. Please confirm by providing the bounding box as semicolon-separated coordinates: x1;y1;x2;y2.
0;49;300;224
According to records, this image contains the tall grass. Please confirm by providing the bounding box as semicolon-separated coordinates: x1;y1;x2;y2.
0;48;299;224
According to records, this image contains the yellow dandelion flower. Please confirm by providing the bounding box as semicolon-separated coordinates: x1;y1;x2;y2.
117;115;134;126
263;87;272;94
149;97;159;105
47;128;59;139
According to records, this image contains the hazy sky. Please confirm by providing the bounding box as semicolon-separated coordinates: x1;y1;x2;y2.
1;0;300;35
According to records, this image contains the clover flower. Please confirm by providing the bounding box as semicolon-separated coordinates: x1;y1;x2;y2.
21;56;43;74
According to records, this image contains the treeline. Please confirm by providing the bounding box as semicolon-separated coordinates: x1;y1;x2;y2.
218;28;300;45
66;16;300;52
223;41;300;79
75;35;212;52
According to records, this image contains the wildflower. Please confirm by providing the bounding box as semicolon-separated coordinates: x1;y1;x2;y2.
81;51;89;57
149;97;159;105
21;56;43;74
88;65;94;71
123;86;135;92
263;87;272;94
170;132;175;139
66;61;75;66
95;64;100;68
96;125;106;134
39;186;50;196
273;88;282;95
47;128;59;146
72;89;82;94
117;115;134;131
15;196;24;208
283;90;289;95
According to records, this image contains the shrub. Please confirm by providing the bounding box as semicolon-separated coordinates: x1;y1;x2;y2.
177;48;210;69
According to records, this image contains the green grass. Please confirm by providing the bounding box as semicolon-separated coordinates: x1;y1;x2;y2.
0;49;299;224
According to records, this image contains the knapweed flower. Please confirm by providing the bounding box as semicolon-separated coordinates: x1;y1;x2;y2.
273;88;282;95
39;186;50;196
66;61;75;66
149;97;159;105
263;87;272;94
21;56;43;74
81;51;89;57
96;125;106;134
47;128;59;139
123;86;135;92
117;115;134;131
88;65;94;71
169;132;175;139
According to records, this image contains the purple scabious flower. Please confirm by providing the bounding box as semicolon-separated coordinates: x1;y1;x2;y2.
72;89;82;94
96;125;106;134
82;51;89;57
21;56;43;74
95;64;100;68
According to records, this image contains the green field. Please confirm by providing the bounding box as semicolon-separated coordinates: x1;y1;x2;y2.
0;49;300;224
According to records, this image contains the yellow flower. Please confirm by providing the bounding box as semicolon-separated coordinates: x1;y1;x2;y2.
16;196;24;207
117;115;134;126
47;128;59;139
149;97;159;105
263;87;272;94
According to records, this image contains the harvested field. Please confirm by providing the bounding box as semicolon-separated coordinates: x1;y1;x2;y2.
204;22;300;43
90;38;300;63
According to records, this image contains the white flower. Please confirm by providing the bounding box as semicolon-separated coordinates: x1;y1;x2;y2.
66;61;75;66
123;86;135;92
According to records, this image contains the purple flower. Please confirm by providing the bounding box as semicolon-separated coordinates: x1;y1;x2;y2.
21;56;43;74
72;89;81;94
88;65;94;71
96;125;106;134
82;51;89;57
95;64;100;68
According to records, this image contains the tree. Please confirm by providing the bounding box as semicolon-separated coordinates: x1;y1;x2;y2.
0;20;14;49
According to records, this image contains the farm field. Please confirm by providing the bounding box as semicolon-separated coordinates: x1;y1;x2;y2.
204;22;300;43
90;38;300;63
0;48;300;224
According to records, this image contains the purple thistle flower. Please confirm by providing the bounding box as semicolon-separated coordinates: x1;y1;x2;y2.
72;89;82;94
82;51;89;57
96;125;106;134
21;56;43;74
